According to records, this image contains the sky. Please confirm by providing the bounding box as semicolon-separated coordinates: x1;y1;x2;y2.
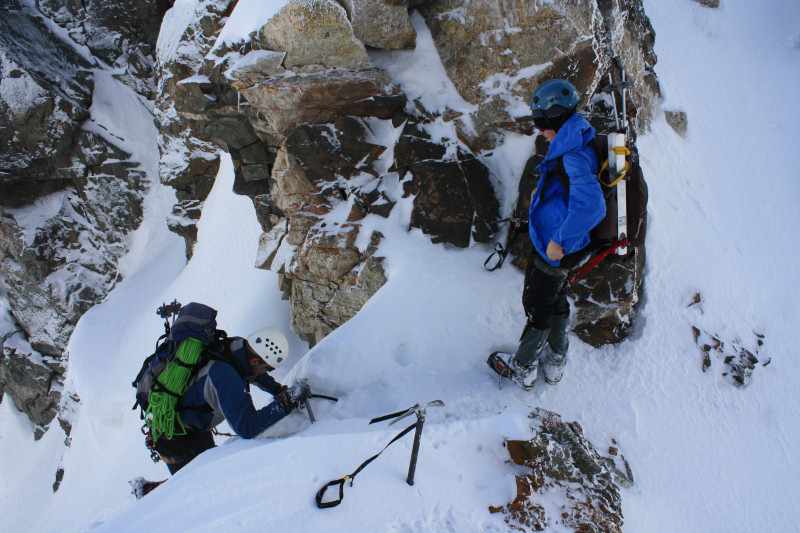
1;0;799;531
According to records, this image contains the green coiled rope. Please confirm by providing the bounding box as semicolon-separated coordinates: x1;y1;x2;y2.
145;337;205;442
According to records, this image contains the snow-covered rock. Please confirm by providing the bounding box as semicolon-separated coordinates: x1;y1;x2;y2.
490;408;632;532
340;0;417;50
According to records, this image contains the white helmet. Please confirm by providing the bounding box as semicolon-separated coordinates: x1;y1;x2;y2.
246;327;289;370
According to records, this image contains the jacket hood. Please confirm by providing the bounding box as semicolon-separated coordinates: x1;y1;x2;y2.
541;113;595;164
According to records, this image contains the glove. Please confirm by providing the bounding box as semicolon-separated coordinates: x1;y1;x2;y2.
275;381;311;414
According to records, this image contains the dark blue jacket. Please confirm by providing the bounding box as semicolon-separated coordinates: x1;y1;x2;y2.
177;337;288;439
528;113;606;266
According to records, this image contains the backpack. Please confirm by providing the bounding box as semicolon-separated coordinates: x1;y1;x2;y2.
551;133;648;254
132;302;226;442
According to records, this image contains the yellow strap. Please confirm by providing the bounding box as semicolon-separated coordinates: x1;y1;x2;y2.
612;145;631;156
598;144;632;188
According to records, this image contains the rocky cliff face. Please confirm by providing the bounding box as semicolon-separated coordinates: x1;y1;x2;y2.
1;0;659;434
0;0;167;436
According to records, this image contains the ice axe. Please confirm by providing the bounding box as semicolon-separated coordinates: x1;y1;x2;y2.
315;399;445;508
295;379;338;423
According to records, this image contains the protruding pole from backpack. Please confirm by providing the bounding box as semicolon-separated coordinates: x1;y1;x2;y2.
621;65;629;133
618;63;630;255
406;410;426;486
608;72;620;131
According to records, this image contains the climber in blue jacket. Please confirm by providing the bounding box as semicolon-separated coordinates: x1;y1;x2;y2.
152;336;309;475
489;79;605;390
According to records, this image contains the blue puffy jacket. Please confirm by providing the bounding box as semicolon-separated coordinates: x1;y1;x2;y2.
528;113;606;267
177;337;288;439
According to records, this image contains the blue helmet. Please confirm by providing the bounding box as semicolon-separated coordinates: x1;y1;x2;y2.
530;79;580;117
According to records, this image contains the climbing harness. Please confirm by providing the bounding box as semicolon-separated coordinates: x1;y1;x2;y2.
315;400;444;508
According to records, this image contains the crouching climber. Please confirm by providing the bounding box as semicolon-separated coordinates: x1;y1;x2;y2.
130;302;309;498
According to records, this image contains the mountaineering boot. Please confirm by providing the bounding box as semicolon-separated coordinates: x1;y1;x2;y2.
130;477;166;500
487;351;538;390
542;313;569;384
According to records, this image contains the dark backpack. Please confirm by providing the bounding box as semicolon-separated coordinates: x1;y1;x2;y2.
132;302;224;413
550;133;648;254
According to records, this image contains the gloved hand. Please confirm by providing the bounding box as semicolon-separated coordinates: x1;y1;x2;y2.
275;381;311;414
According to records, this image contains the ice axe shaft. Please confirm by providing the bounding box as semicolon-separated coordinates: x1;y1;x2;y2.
406;411;425;485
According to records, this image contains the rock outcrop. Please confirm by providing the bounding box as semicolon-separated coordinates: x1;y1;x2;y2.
416;0;660;152
0;0;157;435
490;408;633;532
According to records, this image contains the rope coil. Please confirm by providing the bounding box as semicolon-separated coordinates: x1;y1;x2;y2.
145;338;205;442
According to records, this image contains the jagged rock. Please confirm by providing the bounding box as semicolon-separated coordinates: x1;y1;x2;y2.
289;226;386;345
167;199;204;260
0;2;94;186
340;0;417;50
258;118;396;345
225;51;288;86
155;0;238;184
258;0;372;70
0;332;63;439
395;123;499;248
156;0;274;256
36;0;169;100
36;0;169;68
665;110;688;137
570;248;646;347
595;0;660;129
415;0;660;151
238;68;403;140
0;130;145;356
490;408;632;532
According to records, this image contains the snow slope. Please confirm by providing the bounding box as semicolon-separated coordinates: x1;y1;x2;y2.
1;1;800;531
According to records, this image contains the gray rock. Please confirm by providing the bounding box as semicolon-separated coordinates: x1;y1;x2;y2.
692;0;720;7
570;247;646;347
340;0;417;50
1;170;145;356
36;0;168;67
239;68;396;139
0;3;94;186
258;119;396;345
395;122;500;247
258;0;372;70
0;333;63;438
490;408;632;531
665;110;688;137
167;199;204;260
415;0;661;151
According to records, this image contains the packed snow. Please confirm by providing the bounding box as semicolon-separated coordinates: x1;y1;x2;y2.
1;1;799;531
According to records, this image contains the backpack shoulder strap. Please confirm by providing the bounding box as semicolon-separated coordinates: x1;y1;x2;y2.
545;135;601;199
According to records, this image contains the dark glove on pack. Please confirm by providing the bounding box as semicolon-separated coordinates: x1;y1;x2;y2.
276;382;311;414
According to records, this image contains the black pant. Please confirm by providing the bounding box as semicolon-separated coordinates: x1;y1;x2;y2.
154;430;216;474
522;253;573;330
